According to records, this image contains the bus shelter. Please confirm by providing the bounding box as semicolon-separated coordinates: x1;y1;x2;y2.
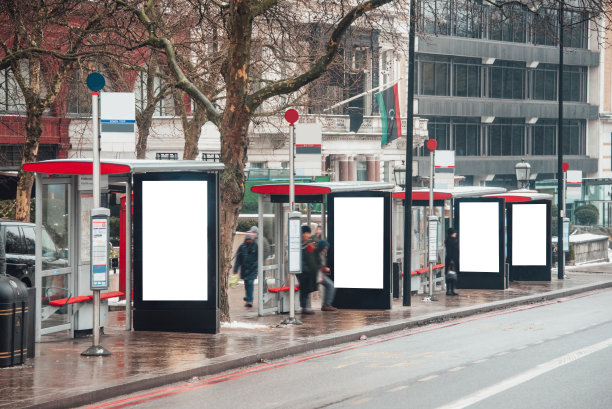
23;159;223;340
250;181;394;315
484;190;553;282
391;186;506;297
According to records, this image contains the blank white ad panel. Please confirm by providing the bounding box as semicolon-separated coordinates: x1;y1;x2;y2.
142;180;208;301
459;202;500;272
512;203;546;266
334;197;384;289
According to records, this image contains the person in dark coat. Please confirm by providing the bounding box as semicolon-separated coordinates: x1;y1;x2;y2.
445;228;459;296
297;225;318;314
233;234;258;307
316;240;337;311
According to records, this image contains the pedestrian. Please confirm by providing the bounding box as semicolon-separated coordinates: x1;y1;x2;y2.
313;225;323;242
316;240;337;311
248;225;271;259
297;225;318;314
446;261;458;296
445;227;459;296
233;233;258;307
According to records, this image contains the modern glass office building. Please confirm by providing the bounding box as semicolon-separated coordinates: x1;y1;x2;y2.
411;1;600;189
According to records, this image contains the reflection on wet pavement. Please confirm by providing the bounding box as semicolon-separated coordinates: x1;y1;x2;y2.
0;270;611;409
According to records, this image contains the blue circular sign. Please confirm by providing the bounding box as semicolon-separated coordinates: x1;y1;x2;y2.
86;72;105;92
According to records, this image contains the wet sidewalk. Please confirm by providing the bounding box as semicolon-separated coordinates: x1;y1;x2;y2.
2;266;612;409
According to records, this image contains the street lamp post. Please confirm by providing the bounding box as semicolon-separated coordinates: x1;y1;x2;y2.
557;0;565;280
403;0;417;307
514;159;531;190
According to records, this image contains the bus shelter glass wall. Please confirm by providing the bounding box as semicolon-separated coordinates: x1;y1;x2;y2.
41;183;71;330
260;200;280;311
393;201;445;273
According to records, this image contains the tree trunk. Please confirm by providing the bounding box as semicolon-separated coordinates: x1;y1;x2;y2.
218;109;250;322
183;103;207;160
15;109;42;222
136;114;153;159
216;0;254;322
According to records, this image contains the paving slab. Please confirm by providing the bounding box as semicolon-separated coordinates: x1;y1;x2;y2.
1;268;612;409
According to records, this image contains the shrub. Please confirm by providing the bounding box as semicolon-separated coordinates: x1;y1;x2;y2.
236;218;258;232
574;204;599;226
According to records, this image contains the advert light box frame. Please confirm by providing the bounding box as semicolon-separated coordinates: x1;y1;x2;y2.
328;191;392;309
507;200;552;281
455;198;507;290
133;171;219;333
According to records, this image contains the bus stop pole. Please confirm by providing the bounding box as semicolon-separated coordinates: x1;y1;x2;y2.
82;87;111;356
282;109;302;325
427;144;438;301
92;91;101;347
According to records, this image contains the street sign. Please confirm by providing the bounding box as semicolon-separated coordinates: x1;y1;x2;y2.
101;92;136;153
288;212;302;274
428;216;438;263
284;109;299;125
90;208;110;290
86;72;105;92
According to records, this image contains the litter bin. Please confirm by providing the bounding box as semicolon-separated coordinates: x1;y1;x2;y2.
0;274;29;367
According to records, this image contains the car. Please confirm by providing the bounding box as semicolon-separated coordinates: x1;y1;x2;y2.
0;219;68;287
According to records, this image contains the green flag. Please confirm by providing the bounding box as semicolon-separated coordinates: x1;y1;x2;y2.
375;84;402;146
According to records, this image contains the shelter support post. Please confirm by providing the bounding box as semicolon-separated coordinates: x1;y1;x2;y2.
34;173;43;342
258;194;264;316
125;179;132;331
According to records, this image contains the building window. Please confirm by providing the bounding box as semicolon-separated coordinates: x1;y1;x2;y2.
531;64;557;101
418;54;450;96
429;117;451;151
453;57;481;97
487;119;525;156
356;161;367;181
531;120;556;155
563;10;588;49
562;66;586;102
489;4;527;43
421;0;451;35
453;120;480;156
0;67;26;113
453;0;483;39
532;8;558;46
488;61;525;99
66;70;92;115
563;120;584;155
134;71;177;117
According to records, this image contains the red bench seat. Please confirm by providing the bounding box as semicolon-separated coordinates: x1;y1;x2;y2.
267;286;299;293
49;291;125;306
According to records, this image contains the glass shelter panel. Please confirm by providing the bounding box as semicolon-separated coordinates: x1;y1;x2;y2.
41;183;71;332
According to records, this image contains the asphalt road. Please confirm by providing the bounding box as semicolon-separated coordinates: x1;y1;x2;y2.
83;289;612;409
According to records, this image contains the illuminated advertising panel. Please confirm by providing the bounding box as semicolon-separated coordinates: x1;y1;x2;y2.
512;203;547;266
459;201;500;273
141;180;208;301
333;196;384;289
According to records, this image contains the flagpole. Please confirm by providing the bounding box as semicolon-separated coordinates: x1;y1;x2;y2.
324;79;405;112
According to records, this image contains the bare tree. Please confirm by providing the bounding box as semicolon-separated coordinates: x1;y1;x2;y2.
0;0;115;221
114;0;404;321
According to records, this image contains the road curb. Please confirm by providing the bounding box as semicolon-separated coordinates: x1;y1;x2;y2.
25;280;612;409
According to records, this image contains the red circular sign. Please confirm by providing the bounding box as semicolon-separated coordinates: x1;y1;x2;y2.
562;162;569;172
426;139;438;151
284;109;299;124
